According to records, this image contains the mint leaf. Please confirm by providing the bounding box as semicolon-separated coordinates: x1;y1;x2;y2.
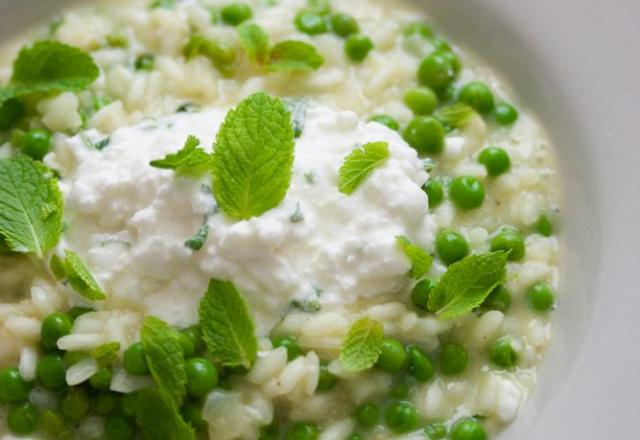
185;224;209;251
428;251;509;319
0;41;99;105
340;317;384;372
150;135;213;176
150;0;176;8
238;22;270;65
0;155;63;257
63;250;107;301
396;235;433;279
198;279;258;369
90;342;120;367
338;141;389;195
212;92;294;220
435;103;476;130
141;316;187;405
269;41;324;72
131;388;195;440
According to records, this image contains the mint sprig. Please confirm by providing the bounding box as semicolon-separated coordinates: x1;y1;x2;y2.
428;251;509;319
212;92;294;220
340;317;384;372
396;235;433;279
131;388;195;440
198;279;258;369
63;250;107;301
435;103;476;131
0;41;99;105
338;141;390;195
0;156;63;257
237;22;271;65
141;316;187;405
150;135;213;176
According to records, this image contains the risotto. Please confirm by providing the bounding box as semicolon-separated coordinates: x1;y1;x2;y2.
0;0;561;439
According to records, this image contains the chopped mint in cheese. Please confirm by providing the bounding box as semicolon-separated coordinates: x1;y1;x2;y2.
289;202;304;223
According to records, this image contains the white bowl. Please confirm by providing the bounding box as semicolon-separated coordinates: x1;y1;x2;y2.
1;0;638;438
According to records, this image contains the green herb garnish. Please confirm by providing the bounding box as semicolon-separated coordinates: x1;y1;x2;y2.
0;41;98;106
269;41;324;72
428;251;509;319
150;135;213;176
131;388;194;440
396;235;433;279
90;342;120;367
237;22;271;65
212;92;294;220
340;317;384;372
141;316;187;405
63;250;107;301
338;141;389;195
198;279;258;369
0;156;63;257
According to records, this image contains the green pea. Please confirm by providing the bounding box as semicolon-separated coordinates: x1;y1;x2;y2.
7;402;39;435
449;176;485;210
203;40;237;75
354;402;379;429
450;418;486;440
410;278;437;310
295;11;328;35
41;409;72;438
418;53;456;90
272;336;301;361
489;336;519;370
526;283;555;312
435;49;461;74
259;422;280;440
285;421;320;440
63;351;88;369
134;53;155;71
403;116;445;154
423;179;444;208
389;379;410;399
90;366;113;390
376;338;407;373
120;393;137;417
185;358;218;398
41;312;73;351
478;147;511;176
403;22;434;39
345;34;374;62
435;230;469;266
407;345;434;382
221;2;253;25
424;422;448;439
330;13;359;38
439;342;468;376
181;325;205;355
36;354;67;391
182;401;206;431
430;38;452;52
123;342;149;376
458;81;495;114
0;368;31;404
104;415;137;440
0;98;25;131
316;365;338;392
535;214;554;237
94;392;120;416
490;226;526;261
67;306;94;321
368;114;400;131
494;102;519;125
59;387;91;422
482;285;512;312
22;128;52;161
177;331;195;358
404;87;438;115
384;401;419;433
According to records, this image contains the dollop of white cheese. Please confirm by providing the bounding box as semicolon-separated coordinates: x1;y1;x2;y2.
47;104;435;333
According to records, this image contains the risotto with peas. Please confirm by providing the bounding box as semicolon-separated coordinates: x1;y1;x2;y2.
0;0;561;439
